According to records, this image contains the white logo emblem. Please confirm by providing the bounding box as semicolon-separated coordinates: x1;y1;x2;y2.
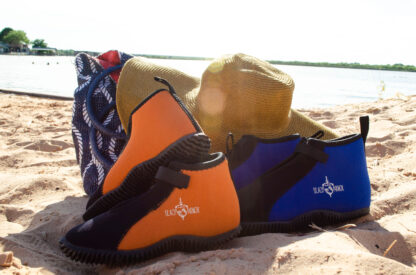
313;176;344;197
165;197;200;220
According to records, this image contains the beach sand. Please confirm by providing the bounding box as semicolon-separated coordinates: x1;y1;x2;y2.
0;92;415;274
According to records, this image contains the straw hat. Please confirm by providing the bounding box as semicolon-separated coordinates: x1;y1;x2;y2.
116;53;338;152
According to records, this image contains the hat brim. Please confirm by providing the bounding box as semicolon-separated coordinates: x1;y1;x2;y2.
116;57;339;152
116;57;200;131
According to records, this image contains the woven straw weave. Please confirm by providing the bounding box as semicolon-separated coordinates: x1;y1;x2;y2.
117;53;338;152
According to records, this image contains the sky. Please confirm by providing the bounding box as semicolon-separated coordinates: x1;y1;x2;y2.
1;0;416;65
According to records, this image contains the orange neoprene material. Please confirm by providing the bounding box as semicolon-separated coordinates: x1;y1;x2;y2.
102;91;197;194
118;159;240;250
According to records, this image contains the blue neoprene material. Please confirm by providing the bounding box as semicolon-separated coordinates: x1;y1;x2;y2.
231;138;301;190
268;137;371;221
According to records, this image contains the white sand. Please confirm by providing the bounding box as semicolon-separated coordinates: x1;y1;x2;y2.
0;93;415;274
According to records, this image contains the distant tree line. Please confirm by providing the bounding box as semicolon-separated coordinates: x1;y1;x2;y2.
56;49;75;55
267;60;416;72
0;27;54;54
134;54;212;61
135;54;416;72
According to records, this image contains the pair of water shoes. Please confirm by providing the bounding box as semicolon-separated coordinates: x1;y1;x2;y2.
60;78;371;266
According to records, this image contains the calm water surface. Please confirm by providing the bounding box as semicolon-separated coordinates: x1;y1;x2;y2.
1;55;415;108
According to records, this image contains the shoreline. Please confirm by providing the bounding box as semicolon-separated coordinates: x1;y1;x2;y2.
1;88;414;110
0;89;73;101
2;52;416;72
0;93;415;274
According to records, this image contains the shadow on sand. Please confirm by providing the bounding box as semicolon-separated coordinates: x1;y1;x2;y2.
2;204;414;274
0;195;97;274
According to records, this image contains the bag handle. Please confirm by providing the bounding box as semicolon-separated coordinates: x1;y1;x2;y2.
87;64;127;169
86;64;127;140
89;102;117;169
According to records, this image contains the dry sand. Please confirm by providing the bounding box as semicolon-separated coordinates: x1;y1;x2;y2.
0;92;415;274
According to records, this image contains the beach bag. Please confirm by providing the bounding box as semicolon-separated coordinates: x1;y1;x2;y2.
71;50;133;196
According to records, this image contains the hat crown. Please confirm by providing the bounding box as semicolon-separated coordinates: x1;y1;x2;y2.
116;53;338;153
196;53;295;145
202;53;294;91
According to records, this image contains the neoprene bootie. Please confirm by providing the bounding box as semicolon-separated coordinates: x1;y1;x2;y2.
60;152;241;266
227;131;325;191
237;117;371;235
228;134;301;191
83;77;210;220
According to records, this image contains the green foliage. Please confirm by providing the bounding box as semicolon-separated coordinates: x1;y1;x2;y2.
3;30;29;45
32;39;48;48
134;54;212;61
56;49;75;55
268;60;416;72
134;55;416;72
0;27;13;42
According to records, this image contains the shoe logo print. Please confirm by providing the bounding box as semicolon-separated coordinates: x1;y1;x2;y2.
313;176;344;197
175;199;189;220
322;177;335;197
165;197;200;220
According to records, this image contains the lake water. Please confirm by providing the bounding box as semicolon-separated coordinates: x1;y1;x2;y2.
1;55;415;108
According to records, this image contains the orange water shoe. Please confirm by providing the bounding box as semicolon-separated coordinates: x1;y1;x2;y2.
83;77;210;220
60;152;240;266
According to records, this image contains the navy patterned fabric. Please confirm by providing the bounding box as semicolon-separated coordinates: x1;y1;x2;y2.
71;51;133;196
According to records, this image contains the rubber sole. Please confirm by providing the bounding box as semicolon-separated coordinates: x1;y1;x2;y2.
240;208;369;236
83;133;211;221
59;225;241;266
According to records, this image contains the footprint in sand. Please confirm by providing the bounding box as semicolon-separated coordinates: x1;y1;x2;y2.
0;178;68;205
366;143;395;157
366;133;394;143
365;107;381;114
384;140;407;151
0;155;23;168
42;126;70;133
28;159;77;168
307;111;322;118
15;141;32;147
6;138;20;146
1;206;34;223
371;187;416;219
0;131;13;137
393;116;416;127
365;140;406;157
398;131;410;137
17;140;73;152
314;111;335;120
322;120;339;129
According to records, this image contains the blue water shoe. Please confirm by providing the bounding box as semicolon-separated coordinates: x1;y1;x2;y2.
236;116;371;235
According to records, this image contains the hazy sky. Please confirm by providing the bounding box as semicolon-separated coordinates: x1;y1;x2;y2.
2;0;415;65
